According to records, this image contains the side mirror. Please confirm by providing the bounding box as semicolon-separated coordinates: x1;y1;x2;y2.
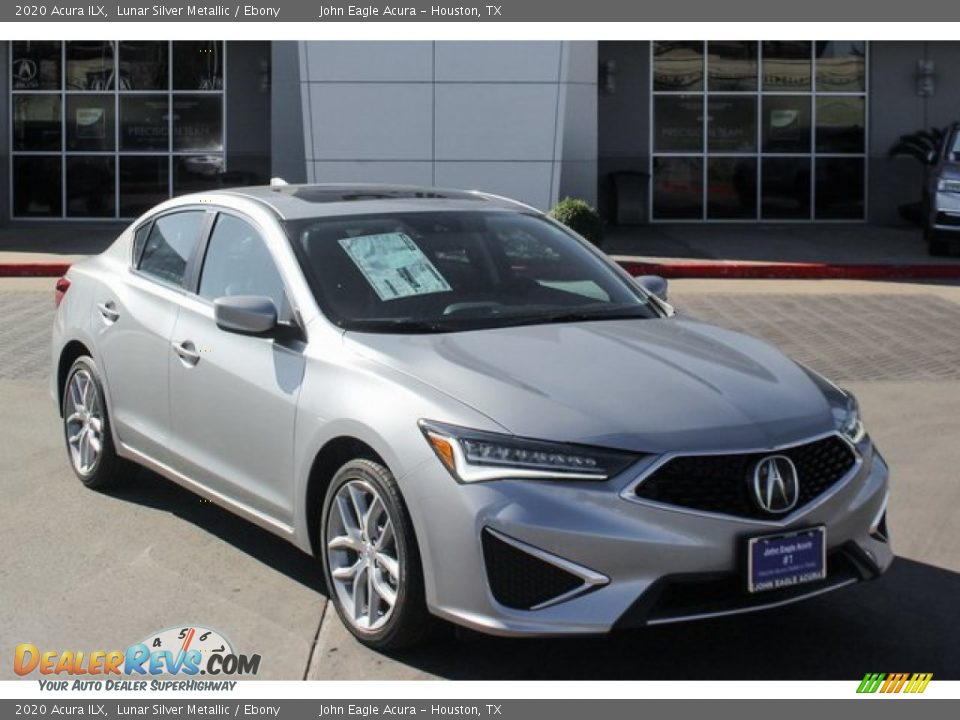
635;274;669;302
214;295;278;336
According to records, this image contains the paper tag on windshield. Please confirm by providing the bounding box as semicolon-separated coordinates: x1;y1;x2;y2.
338;233;452;301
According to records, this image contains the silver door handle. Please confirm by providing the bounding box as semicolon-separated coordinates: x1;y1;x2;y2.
172;340;201;366
97;301;120;322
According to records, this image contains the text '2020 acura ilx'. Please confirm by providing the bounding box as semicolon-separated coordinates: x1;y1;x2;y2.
51;184;892;650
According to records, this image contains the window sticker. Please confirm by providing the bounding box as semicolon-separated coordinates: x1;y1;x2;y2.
338;233;452;301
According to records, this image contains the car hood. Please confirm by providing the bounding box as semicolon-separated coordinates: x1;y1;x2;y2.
344;318;838;454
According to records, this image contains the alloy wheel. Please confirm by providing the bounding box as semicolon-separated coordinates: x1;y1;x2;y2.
325;479;402;632
64;369;103;476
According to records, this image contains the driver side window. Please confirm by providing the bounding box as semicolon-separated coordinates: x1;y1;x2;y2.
198;214;287;313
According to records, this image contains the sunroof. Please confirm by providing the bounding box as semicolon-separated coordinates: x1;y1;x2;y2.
270;186;486;204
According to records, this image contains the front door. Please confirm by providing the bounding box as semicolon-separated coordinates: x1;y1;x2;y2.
167;212;305;527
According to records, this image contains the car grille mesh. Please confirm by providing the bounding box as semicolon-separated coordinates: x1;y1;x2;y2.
634;435;856;519
481;529;583;610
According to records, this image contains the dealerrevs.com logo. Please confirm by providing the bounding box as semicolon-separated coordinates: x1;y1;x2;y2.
14;626;261;690
857;673;933;694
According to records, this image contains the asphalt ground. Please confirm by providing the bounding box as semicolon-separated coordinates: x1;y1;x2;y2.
2;277;959;680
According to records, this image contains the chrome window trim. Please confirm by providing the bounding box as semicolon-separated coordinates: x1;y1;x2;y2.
619;430;865;527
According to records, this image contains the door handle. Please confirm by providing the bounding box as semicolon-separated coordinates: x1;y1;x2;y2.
172;340;201;366
97;301;120;323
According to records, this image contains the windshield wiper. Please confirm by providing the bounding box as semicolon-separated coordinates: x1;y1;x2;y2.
345;318;455;334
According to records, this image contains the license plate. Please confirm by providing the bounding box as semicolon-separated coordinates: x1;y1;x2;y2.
747;526;826;593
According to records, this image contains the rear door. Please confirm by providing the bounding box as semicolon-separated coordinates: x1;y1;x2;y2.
166;210;305;526
95;209;210;462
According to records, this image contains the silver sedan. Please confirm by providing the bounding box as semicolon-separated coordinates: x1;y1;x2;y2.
51;184;892;650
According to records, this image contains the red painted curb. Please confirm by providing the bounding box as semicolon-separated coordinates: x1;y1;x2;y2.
0;263;72;278
2;260;960;281
617;261;960;280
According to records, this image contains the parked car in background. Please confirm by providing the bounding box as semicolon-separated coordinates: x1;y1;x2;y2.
926;122;960;256
51;184;893;651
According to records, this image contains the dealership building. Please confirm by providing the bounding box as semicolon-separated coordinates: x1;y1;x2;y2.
2;40;957;227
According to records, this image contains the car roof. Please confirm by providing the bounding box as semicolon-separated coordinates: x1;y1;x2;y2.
197;183;537;221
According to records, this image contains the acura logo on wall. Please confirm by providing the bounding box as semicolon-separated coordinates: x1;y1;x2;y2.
752;455;800;514
13;58;37;85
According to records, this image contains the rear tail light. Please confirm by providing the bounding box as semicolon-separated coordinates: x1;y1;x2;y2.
54;277;71;308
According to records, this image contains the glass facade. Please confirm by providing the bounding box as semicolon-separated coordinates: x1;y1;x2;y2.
9;41;225;219
651;40;867;221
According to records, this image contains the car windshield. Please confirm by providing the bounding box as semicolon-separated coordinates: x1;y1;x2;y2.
287;210;659;333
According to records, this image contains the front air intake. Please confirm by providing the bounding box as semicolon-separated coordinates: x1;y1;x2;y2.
481;528;589;610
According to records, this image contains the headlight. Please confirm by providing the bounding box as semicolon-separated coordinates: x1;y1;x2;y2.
937;178;960;194
418;420;638;483
833;392;866;444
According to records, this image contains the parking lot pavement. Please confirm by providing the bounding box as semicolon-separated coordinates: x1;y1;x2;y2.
3;277;960;681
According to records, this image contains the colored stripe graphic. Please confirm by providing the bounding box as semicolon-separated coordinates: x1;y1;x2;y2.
857;672;932;694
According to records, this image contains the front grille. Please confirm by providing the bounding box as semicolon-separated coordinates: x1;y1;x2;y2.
936;212;960;227
481;529;584;610
634;435;856;519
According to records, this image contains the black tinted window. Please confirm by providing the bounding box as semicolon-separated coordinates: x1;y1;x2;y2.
138;211;205;286
199;214;286;310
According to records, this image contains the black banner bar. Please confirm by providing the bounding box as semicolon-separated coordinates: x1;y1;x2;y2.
5;0;960;22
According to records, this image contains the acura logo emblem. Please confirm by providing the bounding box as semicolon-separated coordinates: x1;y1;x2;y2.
751;455;799;514
13;58;37;84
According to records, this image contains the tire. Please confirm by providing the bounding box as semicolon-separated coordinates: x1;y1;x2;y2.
320;458;437;651
925;227;951;257
61;356;130;490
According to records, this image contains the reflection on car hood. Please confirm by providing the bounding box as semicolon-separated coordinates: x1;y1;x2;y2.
344;318;837;454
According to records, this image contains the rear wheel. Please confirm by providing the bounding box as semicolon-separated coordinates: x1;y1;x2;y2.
62;356;130;490
320;458;436;650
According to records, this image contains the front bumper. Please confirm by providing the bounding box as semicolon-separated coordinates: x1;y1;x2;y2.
403;435;892;636
930;191;960;233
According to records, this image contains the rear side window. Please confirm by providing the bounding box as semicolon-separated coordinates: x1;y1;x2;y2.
198;214;287;311
138;211;206;286
132;223;151;265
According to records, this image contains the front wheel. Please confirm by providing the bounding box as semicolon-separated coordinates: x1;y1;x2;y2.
320;458;436;650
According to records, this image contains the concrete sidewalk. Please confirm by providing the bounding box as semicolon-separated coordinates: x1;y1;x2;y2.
3;220;960;278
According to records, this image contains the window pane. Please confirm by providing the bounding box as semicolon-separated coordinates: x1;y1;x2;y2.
139;211;207;286
173;96;223;151
66;95;115;151
13;156;61;217
133;224;152;264
762;96;811;153
761;158;811;219
11;41;61;90
173;41;223;90
708;96;756;152
816;96;865;153
653;95;703;152
708;158;757;219
174;155;225;194
708;41;757;91
67;156;115;218
816;158;864;219
120;157;169;218
118;41;168;90
653;41;703;91
13;94;61;151
66;41;115;91
653;157;703;220
120;95;169;151
199;215;286;309
816;41;866;92
762;41;811;91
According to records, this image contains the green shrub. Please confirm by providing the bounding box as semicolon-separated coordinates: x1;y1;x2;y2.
549;197;604;248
